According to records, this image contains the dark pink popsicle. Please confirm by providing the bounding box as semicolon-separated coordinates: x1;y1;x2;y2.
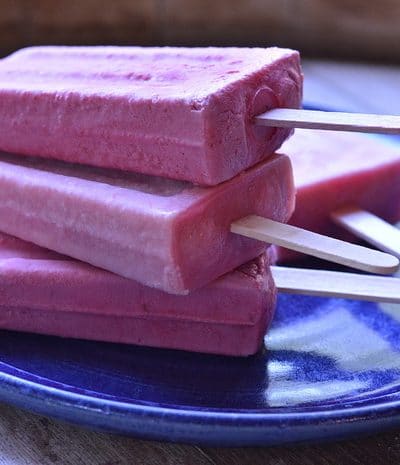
0;232;275;356
0;151;294;294
0;46;302;185
276;129;400;262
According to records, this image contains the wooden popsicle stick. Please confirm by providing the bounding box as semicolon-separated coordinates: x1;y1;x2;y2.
231;215;399;275
331;207;400;258
255;108;400;134
271;266;400;303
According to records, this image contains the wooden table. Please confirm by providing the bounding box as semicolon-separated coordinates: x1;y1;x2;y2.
1;61;400;464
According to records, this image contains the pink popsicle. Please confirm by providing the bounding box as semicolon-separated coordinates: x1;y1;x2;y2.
0;232;275;356
0;46;302;185
0;151;294;294
276;129;400;262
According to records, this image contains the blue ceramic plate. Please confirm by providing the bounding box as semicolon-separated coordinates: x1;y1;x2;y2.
1;288;400;445
0;112;399;446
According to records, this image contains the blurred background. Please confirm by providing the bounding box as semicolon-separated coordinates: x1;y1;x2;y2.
1;0;400;62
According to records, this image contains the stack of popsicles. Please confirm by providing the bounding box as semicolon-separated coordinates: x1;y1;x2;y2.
0;46;399;356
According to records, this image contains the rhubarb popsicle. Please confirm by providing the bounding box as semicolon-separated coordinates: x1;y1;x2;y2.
0;232;275;356
0;151;294;294
0;46;302;185
276;129;400;262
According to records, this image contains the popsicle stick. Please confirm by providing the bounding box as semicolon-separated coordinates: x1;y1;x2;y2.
271;266;400;303
231;215;399;275
331;207;400;258
255;108;400;134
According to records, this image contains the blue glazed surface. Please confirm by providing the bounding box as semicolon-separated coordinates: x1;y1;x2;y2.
0;293;400;446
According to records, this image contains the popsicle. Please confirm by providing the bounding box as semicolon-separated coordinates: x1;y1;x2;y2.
0;232;275;356
0;46;302;186
0;151;294;294
275;129;400;262
3;229;400;356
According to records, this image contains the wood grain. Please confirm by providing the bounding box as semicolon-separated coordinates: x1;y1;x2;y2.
272;266;400;303
163;0;400;61
1;0;400;61
202;432;400;465
29;0;159;45
256;109;400;134
0;403;210;465
162;0;298;46
231;216;399;275
0;0;159;56
0;402;400;465
0;0;27;54
296;0;400;61
332;207;400;258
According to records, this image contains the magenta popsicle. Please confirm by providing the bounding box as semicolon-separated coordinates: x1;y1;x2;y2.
276;129;400;262
0;233;275;356
0;151;294;294
0;46;302;185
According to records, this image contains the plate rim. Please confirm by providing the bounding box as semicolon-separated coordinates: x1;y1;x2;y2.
2;366;400;446
2;365;400;422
